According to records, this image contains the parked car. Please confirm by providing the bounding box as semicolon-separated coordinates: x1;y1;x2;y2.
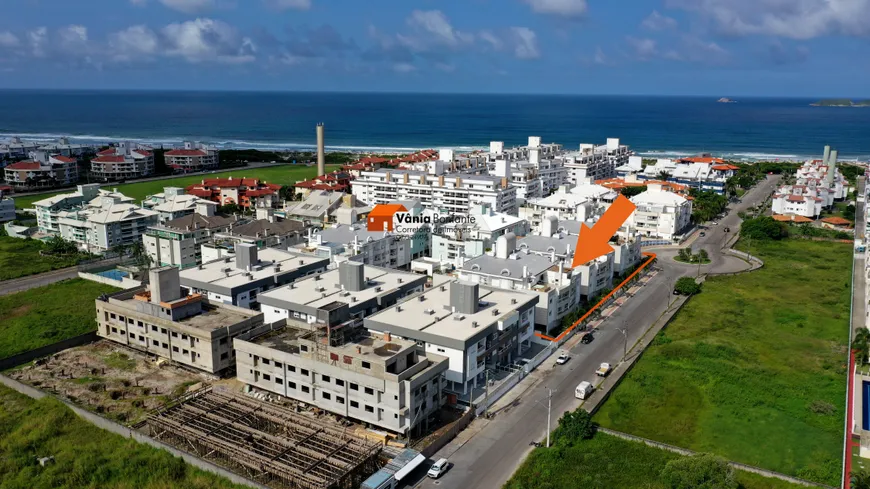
596;363;612;377
724;227;730;233
575;381;594;400
428;459;450;479
580;333;594;344
699;231;706;237
556;352;570;365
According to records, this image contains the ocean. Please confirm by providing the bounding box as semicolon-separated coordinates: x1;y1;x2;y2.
1;90;868;161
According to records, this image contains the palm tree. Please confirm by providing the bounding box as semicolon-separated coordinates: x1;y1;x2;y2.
854;328;870;365
852;469;870;489
656;170;672;181
697;249;709;263
678;248;692;262
128;241;152;275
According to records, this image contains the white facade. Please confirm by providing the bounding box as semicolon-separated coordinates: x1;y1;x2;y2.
0;195;14;223
3;152;79;190
772;151;847;218
561;138;630;186
90;142;154;181
307;224;415;269
165;141;219;172
629;183;693;240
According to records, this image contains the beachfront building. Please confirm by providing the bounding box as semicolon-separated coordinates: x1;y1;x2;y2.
283;191;369;227
37;137;92;157
520;183;616;234
292;170;353;196
3;151;79;191
772;146;847;218
185;176;282;209
32;184;102;234
302;223;418;269
429;204;528;267
164;141;219;173
351;165;518;216
637;156;738;195
90;142;155;181
364;279;538;397
233;325;448;435
179;244;329;310
596;176;691;198
561;138;631;186
143;209;236;270
628;183;693;241
140;187;218;223
0;137;40;159
54;189;158;253
95;266;265;374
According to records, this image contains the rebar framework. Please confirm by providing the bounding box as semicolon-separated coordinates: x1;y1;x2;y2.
143;388;381;489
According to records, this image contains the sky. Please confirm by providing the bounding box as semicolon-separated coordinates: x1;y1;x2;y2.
0;0;868;96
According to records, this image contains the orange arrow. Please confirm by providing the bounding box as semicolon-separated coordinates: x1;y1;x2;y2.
571;194;637;268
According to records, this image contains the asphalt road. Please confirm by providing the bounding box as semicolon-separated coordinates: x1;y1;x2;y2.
414;176;780;489
0;256;122;296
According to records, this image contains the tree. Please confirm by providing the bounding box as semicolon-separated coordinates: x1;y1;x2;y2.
852;469;870;489
855;328;870;365
45;236;78;255
844;204;857;222
218;203;243;215
128;241;152;275
724;177;738;198
740;216;788;241
279;185;297;202
656;170;672;181
552;410;596;447
697;249;709;263
678;248;692;262
660;454;738;489
620;185;647;198
674;276;702;295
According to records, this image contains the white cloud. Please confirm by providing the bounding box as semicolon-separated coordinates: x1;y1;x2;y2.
27;27;47;57
479;30;503;50
405;10;474;48
510;27;540;59
523;0;588;18
159;0;216;13
108;25;159;60
129;0;148;5
162;18;255;63
264;0;311;10
392;62;416;73
626;36;658;60
594;46;608;64
0;31;20;48
641;10;678;31
57;25;90;53
667;0;870;39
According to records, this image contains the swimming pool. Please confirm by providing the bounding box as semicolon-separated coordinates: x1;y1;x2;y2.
95;269;129;281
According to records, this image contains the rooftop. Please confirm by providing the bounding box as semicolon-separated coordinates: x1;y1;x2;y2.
180;248;321;290
108;290;257;333
250;326;416;364
226;219;305;238
156;213;235;232
462;252;561;279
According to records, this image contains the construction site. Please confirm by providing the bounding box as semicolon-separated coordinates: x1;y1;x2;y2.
139;387;383;489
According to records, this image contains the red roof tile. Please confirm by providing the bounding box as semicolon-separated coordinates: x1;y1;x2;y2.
165;149;207;156
51;155;76;163
821;217;851;225
98;148;116;156
5;161;41;170
93;156;126;163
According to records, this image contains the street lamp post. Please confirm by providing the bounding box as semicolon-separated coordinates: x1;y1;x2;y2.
618;327;628;363
545;387;554;448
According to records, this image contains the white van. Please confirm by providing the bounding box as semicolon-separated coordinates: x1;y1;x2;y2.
575;381;593;400
427;458;449;479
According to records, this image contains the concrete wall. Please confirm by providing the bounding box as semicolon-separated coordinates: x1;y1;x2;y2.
78;271;142;289
0;374;269;489
0;332;100;371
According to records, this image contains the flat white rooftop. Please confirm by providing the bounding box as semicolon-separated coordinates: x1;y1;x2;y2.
180;248;322;290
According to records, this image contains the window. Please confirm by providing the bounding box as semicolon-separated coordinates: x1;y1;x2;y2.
138;320;143;327
288;381;296;389
275;377;282;385
162;342;168;348
139;335;145;341
337;396;345;404
151;325;157;332
364;387;374;395
274;362;282;369
263;374;271;381
182;349;188;355
365;405;374;413
301;386;310;393
110;313;116;319
321;375;331;383
350;383;359;391
322;392;331;400
161;328;167;334
350;400;359;408
301;369;309;376
361;361;371;369
336;379;344;387
262;358;270;365
219;337;228;345
220;352;228;360
181;334;188;340
152;340;159;346
171;332;178;338
111;327;117;333
301;345;309;352
172;346;179;352
288;365;296;373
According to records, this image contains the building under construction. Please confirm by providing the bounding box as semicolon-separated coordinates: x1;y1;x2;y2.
142;388;382;489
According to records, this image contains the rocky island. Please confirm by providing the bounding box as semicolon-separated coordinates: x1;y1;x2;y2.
811;99;870;107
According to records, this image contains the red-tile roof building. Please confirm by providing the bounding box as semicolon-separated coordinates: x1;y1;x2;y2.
165;141;220;173
91;142;154;181
293;171;353;195
185;176;282;208
3;152;79;190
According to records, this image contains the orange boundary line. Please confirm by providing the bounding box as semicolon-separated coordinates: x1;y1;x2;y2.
534;252;658;343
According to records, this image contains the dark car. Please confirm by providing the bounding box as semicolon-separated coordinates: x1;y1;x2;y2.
581;334;594;344
699;231;706;237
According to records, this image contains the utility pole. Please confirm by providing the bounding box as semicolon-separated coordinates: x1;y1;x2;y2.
618;326;628;363
546;387;553;448
483;369;490;418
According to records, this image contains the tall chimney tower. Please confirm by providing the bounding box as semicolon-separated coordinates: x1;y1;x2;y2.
316;123;326;177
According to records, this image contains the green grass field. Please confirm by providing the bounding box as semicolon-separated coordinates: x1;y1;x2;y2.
14;164;337;209
0;279;120;359
0;237;86;282
505;432;803;489
594;239;851;485
0;383;245;489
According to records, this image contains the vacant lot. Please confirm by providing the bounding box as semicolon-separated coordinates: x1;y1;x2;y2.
594;239;851;485
13;164;337;209
9;341;207;424
0;279;120;359
0;237;83;281
0;383;245;489
506;432;803;489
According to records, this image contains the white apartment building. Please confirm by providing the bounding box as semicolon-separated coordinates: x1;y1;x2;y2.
165;141;219;172
96;266;264;374
365;280;538;396
772;146;848;218
180;243;329;310
90;142;154;181
0;137;40;158
143;210;236;269
33;184;103;234
638;156;738;195
429;205;528;267
352;166;518;216
305;224;416;269
55;191;159;253
4;151;79;191
521;183;616;233
210;218;307;250
629;183;693;240
234;326;448;435
37;137;91;157
561;138;630;185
